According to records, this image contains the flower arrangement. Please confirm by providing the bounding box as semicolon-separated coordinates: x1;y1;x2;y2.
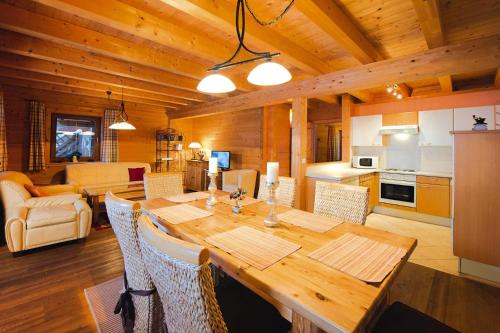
472;115;488;131
229;187;246;213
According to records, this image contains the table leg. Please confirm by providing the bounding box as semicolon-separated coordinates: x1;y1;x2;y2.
292;312;326;333
91;196;100;226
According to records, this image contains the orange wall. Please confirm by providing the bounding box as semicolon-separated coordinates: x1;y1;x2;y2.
353;89;500;116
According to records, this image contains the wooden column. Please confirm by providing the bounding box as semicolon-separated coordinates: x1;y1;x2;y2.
341;94;353;162
291;96;308;210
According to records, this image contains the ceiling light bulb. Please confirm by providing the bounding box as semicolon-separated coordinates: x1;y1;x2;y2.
397;94;403;99
392;91;398;96
247;61;292;86
197;73;236;93
386;86;393;93
109;121;136;130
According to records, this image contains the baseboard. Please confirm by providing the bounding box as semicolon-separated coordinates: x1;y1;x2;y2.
372;206;452;227
459;258;500;285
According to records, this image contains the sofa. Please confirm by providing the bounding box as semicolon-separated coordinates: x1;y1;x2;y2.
222;169;257;197
66;162;151;200
0;171;92;253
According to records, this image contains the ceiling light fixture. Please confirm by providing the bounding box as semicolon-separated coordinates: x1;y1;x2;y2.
197;0;293;93
386;83;405;100
108;89;136;130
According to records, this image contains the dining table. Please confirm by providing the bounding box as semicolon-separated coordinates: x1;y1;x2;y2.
140;190;417;333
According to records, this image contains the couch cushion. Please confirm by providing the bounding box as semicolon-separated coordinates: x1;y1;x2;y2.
27;204;77;229
66;162;151;189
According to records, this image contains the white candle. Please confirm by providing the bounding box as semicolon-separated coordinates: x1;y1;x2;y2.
209;157;218;174
267;162;279;184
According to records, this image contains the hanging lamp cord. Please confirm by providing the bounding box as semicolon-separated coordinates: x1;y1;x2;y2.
244;0;296;26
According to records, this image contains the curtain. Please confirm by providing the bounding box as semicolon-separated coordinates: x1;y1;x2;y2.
0;91;7;172
28;100;46;172
101;108;118;162
326;125;336;162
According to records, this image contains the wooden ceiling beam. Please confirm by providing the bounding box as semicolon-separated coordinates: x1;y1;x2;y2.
0;66;191;106
0;52;209;102
0;77;179;109
160;0;332;75
170;35;500;119
398;83;412;97
316;96;339;105
0;29;204;92
349;91;373;103
438;75;454;92
295;0;384;64
412;0;445;49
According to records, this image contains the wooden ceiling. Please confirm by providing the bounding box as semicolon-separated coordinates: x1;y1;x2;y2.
0;0;499;115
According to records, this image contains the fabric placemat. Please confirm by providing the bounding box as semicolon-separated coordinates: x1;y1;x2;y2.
150;204;213;225
308;233;407;283
217;196;262;207
277;209;343;233
165;192;210;203
205;226;301;270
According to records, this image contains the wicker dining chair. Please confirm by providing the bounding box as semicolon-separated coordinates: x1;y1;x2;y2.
137;215;291;333
257;175;297;208
313;181;369;225
104;192;165;333
144;172;183;199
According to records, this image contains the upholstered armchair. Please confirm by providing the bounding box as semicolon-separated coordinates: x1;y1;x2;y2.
0;172;92;253
222;169;257;197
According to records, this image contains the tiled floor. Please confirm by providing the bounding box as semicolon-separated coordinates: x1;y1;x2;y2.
365;213;459;276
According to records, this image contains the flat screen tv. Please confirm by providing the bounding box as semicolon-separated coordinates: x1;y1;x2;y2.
211;151;231;170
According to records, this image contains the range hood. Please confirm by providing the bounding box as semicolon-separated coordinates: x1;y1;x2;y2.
379;124;419;135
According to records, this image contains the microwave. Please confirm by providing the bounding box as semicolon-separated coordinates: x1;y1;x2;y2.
353;156;379;169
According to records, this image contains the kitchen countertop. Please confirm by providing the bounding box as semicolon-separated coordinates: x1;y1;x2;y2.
306;163;452;181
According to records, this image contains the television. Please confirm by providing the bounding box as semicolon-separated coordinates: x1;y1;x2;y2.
211;151;231;170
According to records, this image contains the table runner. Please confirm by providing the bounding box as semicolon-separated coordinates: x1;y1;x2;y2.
217;196;261;207
308;233;407;283
165;192;210;203
150;204;213;225
277;209;343;233
205;226;301;270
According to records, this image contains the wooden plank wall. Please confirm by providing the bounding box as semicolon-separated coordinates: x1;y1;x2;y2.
261;104;291;177
171;109;263;171
2;85;167;184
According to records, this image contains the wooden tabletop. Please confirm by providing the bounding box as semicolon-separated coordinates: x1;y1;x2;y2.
83;182;144;196
140;192;417;333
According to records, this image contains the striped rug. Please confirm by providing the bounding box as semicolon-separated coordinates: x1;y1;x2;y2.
84;277;123;333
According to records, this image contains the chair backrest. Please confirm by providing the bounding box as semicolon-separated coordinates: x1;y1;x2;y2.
222;169;257;196
143;173;183;200
137;215;228;333
313;181;369;225
257;175;297;208
104;192;164;333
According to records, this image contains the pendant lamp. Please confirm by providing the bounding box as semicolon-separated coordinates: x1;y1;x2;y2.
108;89;136;130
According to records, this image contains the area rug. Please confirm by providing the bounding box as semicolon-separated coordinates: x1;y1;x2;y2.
84;277;123;333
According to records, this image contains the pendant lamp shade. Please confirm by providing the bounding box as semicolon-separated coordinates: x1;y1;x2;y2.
247;61;292;86
197;73;236;93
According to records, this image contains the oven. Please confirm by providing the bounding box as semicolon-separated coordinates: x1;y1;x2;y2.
379;173;416;207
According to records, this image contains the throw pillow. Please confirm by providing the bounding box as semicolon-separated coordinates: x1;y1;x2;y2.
24;184;48;197
128;167;146;181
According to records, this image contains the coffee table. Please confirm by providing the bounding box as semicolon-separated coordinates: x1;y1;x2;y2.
83;183;145;224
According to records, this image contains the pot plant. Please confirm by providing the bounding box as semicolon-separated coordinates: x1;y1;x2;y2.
472;115;488;131
229;187;246;214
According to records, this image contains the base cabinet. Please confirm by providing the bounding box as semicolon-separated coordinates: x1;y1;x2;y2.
359;173;379;212
416;176;451;217
186;160;208;191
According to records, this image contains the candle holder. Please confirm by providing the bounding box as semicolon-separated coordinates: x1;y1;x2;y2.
264;181;280;227
206;172;218;206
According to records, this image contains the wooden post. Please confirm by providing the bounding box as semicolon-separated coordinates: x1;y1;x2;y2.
341;94;353;163
291;96;308;210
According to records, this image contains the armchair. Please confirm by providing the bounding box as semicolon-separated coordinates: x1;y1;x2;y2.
0;172;91;253
222;169;257;197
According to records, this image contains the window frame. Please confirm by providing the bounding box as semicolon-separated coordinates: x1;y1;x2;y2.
50;113;102;163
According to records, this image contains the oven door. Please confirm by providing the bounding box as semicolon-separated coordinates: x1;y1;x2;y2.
379;180;416;207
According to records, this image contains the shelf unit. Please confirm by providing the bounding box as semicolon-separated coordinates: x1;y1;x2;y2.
155;128;185;173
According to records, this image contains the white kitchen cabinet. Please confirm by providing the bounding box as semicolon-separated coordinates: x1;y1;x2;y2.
418;109;453;146
351;115;382;146
454;106;495;131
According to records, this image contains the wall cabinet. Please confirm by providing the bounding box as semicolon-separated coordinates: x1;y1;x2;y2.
351;115;383;147
454;106;495;131
418;109;453;146
416;176;451;217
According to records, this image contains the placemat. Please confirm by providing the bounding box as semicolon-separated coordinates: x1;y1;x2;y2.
277;209;343;233
165;192;210;203
217;196;262;207
308;233;407;283
150;204;213;225
205;226;301;270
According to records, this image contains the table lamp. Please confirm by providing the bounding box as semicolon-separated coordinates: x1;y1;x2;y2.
188;142;202;160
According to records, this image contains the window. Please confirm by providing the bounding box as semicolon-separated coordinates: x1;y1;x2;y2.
50;114;101;162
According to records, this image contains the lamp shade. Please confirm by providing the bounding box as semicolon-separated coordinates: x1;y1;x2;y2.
247;61;292;86
109;121;136;130
197;73;236;93
188;142;202;149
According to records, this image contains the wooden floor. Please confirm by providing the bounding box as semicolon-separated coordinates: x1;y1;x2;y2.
0;226;499;333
